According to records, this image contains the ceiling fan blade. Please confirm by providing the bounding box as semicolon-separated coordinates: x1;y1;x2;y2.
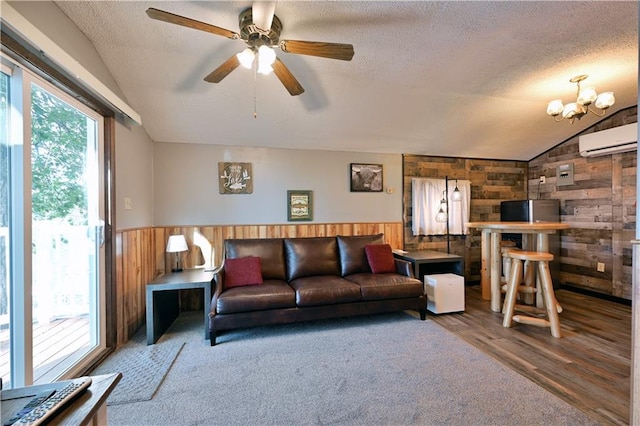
272;58;305;96
204;55;241;83
252;1;276;32
279;40;354;61
146;8;239;40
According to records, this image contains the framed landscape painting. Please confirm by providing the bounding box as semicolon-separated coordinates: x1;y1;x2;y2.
350;163;383;192
287;190;313;221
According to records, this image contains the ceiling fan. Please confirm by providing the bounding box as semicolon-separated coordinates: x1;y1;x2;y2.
146;2;355;96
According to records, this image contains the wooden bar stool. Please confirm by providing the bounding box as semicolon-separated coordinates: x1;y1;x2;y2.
500;241;517;285
502;250;561;338
500;246;535;311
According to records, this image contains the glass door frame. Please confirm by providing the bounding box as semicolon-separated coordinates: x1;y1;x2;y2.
3;57;107;387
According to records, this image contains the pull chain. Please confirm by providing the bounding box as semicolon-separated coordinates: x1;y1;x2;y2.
253;60;258;118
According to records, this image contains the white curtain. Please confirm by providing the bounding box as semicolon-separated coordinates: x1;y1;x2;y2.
411;178;471;236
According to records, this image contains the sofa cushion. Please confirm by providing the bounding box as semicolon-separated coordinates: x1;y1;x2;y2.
345;273;423;301
224;257;263;288
365;244;396;274
225;238;286;280
337;234;384;276
284;237;340;281
216;280;296;314
289;275;361;307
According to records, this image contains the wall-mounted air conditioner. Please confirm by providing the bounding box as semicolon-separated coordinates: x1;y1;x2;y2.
579;122;638;157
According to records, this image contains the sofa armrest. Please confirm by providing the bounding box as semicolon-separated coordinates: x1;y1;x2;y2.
394;258;416;278
210;270;225;316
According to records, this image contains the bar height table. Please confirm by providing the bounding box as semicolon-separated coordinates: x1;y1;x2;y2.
466;221;569;313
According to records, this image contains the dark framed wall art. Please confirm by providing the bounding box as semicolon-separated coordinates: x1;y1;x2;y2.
350;163;383;192
218;162;253;194
287;190;313;221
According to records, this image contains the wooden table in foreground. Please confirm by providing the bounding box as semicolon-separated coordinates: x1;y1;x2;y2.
146;268;215;344
466;221;570;312
1;373;121;425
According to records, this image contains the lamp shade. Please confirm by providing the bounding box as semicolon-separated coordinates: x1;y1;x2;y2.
236;48;255;69
166;235;188;253
257;45;276;75
546;99;564;116
577;87;597;105
562;102;579;119
594;92;615;109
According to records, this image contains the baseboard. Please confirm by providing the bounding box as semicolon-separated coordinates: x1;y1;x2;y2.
559;284;631;306
465;281;630;306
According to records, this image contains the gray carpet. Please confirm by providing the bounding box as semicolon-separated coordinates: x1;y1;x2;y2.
91;330;184;405
106;312;600;425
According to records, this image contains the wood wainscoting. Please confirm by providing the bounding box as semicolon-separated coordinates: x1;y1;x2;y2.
114;222;403;346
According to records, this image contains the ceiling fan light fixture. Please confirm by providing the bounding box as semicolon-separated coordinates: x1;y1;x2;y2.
257;45;276;75
546;74;614;123
147;6;353;97
237;48;255;69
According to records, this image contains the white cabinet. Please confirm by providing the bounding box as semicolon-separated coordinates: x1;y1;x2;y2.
424;273;465;314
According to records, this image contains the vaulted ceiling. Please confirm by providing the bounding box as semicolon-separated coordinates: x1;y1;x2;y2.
52;1;637;160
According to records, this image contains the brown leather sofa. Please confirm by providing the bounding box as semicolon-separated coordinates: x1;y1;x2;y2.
209;234;426;345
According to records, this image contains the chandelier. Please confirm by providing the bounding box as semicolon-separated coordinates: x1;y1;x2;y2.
546;74;615;124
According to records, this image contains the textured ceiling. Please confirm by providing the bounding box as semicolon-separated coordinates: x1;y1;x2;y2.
53;1;638;160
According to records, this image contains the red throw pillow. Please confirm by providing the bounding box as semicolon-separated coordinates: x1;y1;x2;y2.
224;257;263;288
364;244;396;274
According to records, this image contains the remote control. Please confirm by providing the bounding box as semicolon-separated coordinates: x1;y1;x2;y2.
3;390;55;426
13;377;92;426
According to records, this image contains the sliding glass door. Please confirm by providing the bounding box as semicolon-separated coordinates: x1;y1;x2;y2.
0;66;11;389
0;60;106;388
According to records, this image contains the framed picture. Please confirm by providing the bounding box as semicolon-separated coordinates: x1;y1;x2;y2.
350;163;383;192
218;162;253;194
287;190;313;221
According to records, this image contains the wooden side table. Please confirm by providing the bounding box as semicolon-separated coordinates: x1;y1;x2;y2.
146;269;214;344
1;373;121;425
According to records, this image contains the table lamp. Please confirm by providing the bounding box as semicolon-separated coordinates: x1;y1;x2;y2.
166;234;188;272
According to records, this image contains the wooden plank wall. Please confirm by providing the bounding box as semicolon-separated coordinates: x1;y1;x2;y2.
529;107;637;299
402;155;528;282
114;222;403;345
114;228;156;346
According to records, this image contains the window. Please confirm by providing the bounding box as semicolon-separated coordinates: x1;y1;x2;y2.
411;178;471;236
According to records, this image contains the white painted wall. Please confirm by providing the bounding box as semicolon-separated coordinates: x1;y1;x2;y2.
153;143;402;226
115;124;154;229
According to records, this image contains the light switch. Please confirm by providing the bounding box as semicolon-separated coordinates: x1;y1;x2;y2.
124;197;132;210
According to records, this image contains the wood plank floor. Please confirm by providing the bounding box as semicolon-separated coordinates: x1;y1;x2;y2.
430;285;631;426
0;317;89;385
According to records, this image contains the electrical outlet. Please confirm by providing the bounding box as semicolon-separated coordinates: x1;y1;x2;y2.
539;176;546;184
597;262;605;273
